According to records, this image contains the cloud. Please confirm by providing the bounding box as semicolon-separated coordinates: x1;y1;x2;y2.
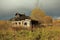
0;0;36;10
56;17;60;19
0;0;60;20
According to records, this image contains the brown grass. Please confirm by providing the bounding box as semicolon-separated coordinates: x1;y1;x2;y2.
0;20;60;40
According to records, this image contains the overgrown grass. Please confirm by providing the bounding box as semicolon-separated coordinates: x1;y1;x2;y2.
0;26;60;40
0;21;60;40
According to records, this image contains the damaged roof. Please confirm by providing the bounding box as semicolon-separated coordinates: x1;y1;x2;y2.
9;12;30;21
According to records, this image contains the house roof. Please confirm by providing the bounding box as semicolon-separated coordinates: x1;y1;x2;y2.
9;13;30;21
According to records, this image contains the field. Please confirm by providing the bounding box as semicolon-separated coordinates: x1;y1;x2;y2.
0;21;60;40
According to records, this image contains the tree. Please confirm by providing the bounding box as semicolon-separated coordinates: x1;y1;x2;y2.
30;8;46;23
43;16;53;25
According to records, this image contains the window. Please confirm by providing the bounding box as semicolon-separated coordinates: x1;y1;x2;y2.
15;22;17;25
24;22;27;25
19;22;21;24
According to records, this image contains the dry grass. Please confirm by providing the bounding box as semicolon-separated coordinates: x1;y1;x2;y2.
0;21;60;40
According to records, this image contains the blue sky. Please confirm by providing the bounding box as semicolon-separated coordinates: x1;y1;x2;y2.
0;0;60;20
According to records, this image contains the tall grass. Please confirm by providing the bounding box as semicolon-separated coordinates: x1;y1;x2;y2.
0;21;60;40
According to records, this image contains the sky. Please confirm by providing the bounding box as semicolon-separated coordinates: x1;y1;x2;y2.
0;0;60;20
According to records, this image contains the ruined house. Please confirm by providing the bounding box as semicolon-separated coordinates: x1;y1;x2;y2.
10;12;40;28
